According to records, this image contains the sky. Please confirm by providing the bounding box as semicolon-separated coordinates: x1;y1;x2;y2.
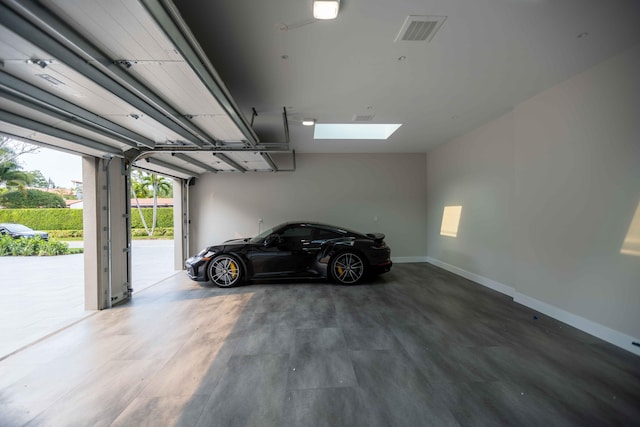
18;146;82;188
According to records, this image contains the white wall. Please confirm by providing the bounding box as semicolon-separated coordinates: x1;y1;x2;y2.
427;44;640;353
426;111;517;289
189;153;427;261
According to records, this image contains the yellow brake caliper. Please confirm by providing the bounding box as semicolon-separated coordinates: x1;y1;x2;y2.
229;261;238;279
337;266;344;276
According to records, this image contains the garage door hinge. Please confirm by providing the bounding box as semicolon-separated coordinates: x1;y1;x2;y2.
123;247;130;253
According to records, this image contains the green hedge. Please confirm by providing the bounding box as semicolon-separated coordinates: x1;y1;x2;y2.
130;208;173;228
0;207;173;230
47;227;174;239
0;208;82;230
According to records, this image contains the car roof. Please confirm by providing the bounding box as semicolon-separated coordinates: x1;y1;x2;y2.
279;221;366;237
0;223;31;230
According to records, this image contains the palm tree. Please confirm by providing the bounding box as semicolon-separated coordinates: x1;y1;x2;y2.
131;170;152;235
131;170;172;236
0;158;31;189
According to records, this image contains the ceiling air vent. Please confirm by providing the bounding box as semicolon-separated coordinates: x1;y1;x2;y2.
352;113;375;122
395;15;446;43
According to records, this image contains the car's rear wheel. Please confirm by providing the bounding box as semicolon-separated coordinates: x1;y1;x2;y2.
330;252;366;285
207;255;243;287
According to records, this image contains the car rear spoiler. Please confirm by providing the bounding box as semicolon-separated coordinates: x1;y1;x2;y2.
366;233;385;244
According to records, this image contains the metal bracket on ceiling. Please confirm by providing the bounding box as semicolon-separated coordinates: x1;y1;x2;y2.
26;58;51;69
283;106;290;144
247;106;291;172
249;106;291;146
115;60;136;69
250;108;258;127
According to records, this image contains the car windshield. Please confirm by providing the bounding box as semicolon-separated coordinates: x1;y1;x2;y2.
249;226;277;244
4;224;32;233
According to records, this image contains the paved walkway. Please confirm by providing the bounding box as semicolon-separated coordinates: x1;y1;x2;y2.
0;240;179;359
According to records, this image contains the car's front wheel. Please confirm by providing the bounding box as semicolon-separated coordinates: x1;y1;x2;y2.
330;252;366;285
207;255;243;287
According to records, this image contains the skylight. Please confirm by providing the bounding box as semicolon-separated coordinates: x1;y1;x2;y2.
314;124;402;140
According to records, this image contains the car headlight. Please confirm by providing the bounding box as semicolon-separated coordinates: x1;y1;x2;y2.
197;248;217;259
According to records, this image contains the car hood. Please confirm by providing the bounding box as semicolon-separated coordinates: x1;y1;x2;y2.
16;231;41;237
222;238;248;245
220;238;252;246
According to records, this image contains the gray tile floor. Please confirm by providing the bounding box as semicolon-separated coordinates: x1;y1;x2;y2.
0;263;638;426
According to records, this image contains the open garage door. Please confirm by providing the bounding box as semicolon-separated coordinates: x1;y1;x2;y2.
0;0;292;308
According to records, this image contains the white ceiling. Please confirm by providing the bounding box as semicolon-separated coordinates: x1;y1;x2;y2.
1;0;639;178
172;0;640;153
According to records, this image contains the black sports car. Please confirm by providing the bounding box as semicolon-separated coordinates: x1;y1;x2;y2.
185;222;392;287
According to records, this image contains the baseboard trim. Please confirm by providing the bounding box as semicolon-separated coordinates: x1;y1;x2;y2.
425;257;640;357
391;256;429;263
425;257;515;297
513;293;640;357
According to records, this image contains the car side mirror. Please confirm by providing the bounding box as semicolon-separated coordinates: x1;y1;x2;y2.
263;234;281;247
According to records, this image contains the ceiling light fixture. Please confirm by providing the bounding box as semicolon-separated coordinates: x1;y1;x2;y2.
302;118;316;126
313;0;340;20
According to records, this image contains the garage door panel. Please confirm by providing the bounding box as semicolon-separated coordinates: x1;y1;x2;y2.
0;123;113;158
46;0;182;62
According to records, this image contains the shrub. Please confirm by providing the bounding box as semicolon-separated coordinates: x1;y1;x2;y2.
47;230;84;239
0;235;81;256
0;235;12;256
0;189;66;208
131;227;173;238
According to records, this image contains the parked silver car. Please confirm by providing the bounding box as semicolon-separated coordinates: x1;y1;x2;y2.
0;223;49;241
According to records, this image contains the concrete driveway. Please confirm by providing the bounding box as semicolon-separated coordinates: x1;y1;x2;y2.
0;240;179;359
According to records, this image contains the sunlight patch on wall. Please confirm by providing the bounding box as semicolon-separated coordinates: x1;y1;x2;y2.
440;205;462;237
621;201;640;256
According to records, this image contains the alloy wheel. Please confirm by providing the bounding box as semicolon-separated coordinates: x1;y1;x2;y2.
332;252;364;284
209;255;241;287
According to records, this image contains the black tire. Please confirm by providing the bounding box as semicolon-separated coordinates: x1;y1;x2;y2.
330;251;366;285
207;254;243;287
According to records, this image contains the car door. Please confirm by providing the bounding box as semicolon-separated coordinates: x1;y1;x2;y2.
250;225;317;277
